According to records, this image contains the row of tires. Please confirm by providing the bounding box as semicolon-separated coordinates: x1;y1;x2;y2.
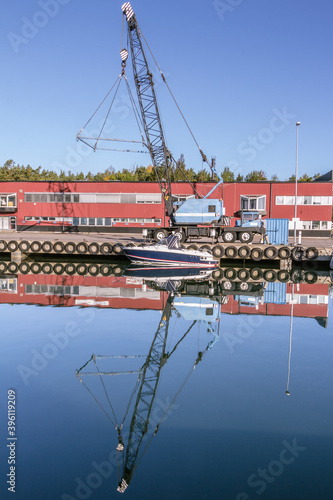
0;261;123;277
186;244;319;261
0;240;122;256
0;260;317;284
210;267;317;284
0;240;319;262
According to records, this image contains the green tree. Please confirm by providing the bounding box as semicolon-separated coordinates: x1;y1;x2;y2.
298;173;313;182
245;170;268;182
221;166;235;182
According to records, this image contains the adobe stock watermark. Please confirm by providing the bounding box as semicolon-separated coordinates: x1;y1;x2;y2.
17;308;95;386
213;0;244;22
237;107;297;162
236;438;306;499
61;396;179;500
222;315;264;354
7;0;71;54
223;106;296;179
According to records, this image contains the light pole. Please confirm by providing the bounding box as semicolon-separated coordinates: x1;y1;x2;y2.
293;122;301;246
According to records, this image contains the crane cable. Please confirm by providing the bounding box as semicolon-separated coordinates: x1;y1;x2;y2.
137;22;211;167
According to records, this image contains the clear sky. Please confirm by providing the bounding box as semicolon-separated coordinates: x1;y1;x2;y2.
1;0;332;180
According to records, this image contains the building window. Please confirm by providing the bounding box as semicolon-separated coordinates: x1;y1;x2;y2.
240;195;266;211
0;193;17;208
275;195;333;205
24;192;162;204
300;220;331;230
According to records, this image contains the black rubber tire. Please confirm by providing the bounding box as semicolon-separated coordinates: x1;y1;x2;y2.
88;242;100;255
292;246;304;261
305;271;318;284
264;270;277;282
53;241;64;253
8;240;19;252
0;240;7;252
200;245;212;254
19;240;30;252
41;263;53;275
222;280;235;291
153;228;168;242
100;264;113;276
0;262;7;273
113;265;123;276
30;263;42;274
305;247;318;261
238;231;254;243
225;268;236;280
222;231;236;243
237;269;250;281
76;242;88;255
250;268;263;280
238;246;251;259
264;246;278;259
112;244;123;255
212;245;225;258
7;262;18;274
278;246;291;259
76;264;88;276
225;246;237;259
19;262;30;274
291;269;304;283
41;241;53;253
212;268;224;281
187;244;199;251
53;263;65;275
30;241;42;253
175;230;186;243
277;270;290;282
100;243;113;255
88;264;99;276
251;247;264;261
65;242;76;254
65;263;76;275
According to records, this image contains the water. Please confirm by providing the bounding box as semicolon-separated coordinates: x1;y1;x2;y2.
0;264;332;500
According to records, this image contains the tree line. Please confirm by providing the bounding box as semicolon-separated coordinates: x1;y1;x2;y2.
0;159;321;183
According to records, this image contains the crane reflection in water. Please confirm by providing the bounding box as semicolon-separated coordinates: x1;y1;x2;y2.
75;267;221;493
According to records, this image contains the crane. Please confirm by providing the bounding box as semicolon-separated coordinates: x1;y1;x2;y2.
120;2;229;240
77;3;266;244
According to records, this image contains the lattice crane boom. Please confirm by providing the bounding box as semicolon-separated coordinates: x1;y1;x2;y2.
121;2;174;222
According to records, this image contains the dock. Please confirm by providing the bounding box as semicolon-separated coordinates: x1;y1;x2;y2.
0;235;332;266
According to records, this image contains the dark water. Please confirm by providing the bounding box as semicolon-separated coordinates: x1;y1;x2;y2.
1;266;332;500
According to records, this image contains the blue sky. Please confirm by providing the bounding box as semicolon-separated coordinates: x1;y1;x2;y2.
1;0;332;180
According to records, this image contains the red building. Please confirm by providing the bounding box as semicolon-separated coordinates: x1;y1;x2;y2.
0;179;332;237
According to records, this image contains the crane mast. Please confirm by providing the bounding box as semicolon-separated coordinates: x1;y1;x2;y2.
121;2;174;223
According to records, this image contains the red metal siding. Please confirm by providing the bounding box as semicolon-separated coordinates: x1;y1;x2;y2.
0;180;332;229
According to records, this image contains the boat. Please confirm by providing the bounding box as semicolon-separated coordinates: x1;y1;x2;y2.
122;234;219;267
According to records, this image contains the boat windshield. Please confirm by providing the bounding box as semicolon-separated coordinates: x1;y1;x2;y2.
156;234;181;250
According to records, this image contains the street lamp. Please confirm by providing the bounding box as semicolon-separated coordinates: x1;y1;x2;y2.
293;122;301;246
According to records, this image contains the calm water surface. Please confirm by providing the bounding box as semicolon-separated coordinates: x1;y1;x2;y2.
1;268;332;500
